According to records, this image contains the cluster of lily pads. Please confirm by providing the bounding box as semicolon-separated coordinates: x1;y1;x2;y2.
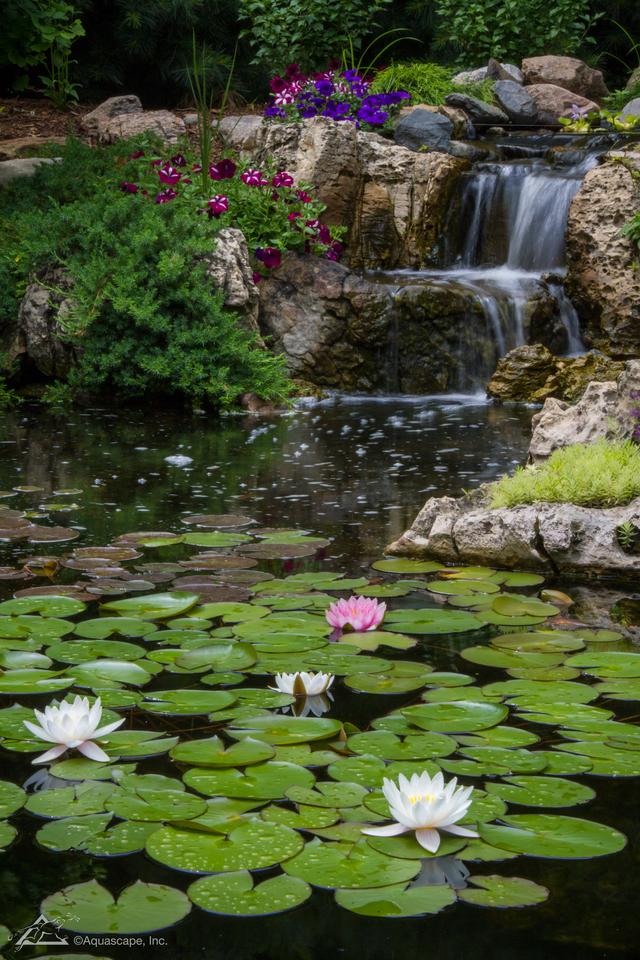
0;503;637;934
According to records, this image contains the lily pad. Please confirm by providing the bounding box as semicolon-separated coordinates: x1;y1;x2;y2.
42;879;191;933
74;618;158;639
484;776;595;807
335;882;456;918
402;701;508;733
282;839;420;889
146;819;304;873
227;715;343;745
385;609;487;635
479;814;627;858
0;780;26;817
184;761;315;800
170;736;275;768
371;559;443;574
188;871;311;916
457;875;548;908
347;731;456;760
0;596;85;617
141;689;237;716
101;592;199;620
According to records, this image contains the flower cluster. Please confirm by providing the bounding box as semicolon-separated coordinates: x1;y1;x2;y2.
119;146;345;279
264;63;410;129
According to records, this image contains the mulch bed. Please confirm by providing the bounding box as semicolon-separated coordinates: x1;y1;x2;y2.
0;98;94;142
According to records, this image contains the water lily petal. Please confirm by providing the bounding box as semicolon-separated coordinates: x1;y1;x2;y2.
32;743;68;765
362;822;411;837
77;740;111;762
415;827;441;853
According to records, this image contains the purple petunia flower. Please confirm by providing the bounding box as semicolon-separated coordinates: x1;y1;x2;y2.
120;181;139;194
272;170;294;187
264;104;287;118
155;188;178;204
357;104;388;125
255;247;282;270
241;168;264;186
209;158;237;180
171;153;187;167
207;195;229;217
158;164;181;185
297;190;313;204
315;79;335;97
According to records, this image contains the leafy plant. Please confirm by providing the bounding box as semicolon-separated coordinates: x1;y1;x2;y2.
491;440;640;509
616;520;639;552
39;27;84;108
605;82;640;112
558;105;640;132
622;211;640;251
239;0;392;71
2;0;84;90
369;60;494;105
0;139;295;409
433;0;599;66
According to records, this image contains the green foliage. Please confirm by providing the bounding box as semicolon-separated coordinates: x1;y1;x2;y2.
0;140;292;409
239;0;392;71
491;441;640;509
370;60;494;105
2;1;83;87
433;0;598;66
605;82;640;112
622;211;640;250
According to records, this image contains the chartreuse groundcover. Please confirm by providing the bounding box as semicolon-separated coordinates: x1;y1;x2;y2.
0;502;635;933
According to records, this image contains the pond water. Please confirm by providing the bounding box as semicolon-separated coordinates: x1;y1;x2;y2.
0;396;638;960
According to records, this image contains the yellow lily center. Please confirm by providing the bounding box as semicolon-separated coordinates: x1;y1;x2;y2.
409;793;436;804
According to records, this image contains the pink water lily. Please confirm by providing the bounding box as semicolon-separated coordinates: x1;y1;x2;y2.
325;595;386;632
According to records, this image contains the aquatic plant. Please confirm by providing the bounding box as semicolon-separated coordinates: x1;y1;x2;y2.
326;595;387;631
23;695;124;763
362;771;478;853
270;672;335;695
263;63;410;128
490;440;640;509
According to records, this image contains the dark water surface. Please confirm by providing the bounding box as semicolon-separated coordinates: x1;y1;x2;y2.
0;396;638;960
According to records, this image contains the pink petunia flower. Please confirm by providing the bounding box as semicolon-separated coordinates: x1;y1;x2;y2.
325;596;386;632
207;195;229;217
273;170;294;187
158;164;181;186
241;168;265;186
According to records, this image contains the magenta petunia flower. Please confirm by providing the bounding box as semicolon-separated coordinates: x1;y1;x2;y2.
158;164;181;185
128;149;145;160
273;170;294;187
325;596;386;633
210;158;237;180
288;211;302;222
207;195;229;217
252;271;263;284
155;188;177;204
296;190;313;203
120;181;139;194
255;247;282;270
241;168;265;186
171;153;187;167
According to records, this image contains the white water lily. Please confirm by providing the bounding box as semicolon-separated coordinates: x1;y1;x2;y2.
23;695;125;764
269;672;334;696
362;771;478;854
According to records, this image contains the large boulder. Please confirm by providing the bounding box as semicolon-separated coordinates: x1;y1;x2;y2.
222;117;466;269
487;345;626;403
452;63;522;85
492;80;538;124
524;84;598;123
522;56;608;102
0;158;58;187
7;271;79;379
444;93;509;126
565;151;640;357
81;95;185;145
203;228;261;339
527;360;640;463
386;492;640;578
621;97;640;120
394;108;453;152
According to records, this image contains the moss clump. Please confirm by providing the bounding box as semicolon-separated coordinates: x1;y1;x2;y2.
490;441;640;509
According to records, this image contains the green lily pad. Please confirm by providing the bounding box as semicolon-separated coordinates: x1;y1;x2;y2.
428;579;500;596
286;781;367;808
283;839;420;889
327;754;388;788
365;833;467;860
47;639;144;663
227;715;342;744
458;875;548;908
110;786;207;822
481;679;597;705
460;646;565;669
170;736;275;768
566;652;640;678
479;814;626;858
141;689;237;716
0;615;73;640
0;820;16;850
385;609;487;635
146;819;304;873
344;672;429;695
0;596;86;617
42;879;191;933
491;596;558;618
484;776;595;807
97;730;179;759
0;669;73;694
49;758;135;781
101;592;199;620
0;780;25;817
84;820;160;857
174;642;256;673
188;871;311;916
68;659;154;689
402;701;508;733
26;782;115;819
74;618;158;639
371;559;443;574
37;813;113;852
335;882;456;918
339;630;416;651
347;730;456;760
553;741;640;776
490;632;584;654
261;803;339;829
184;761;315;800
456;726;540;748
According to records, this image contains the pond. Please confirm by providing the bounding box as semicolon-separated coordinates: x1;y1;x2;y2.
0;395;638;960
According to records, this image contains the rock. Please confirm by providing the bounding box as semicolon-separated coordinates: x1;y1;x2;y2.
492;80;538;123
444;94;509;126
528;360;640;463
218;115;264;153
8;271;79;379
447;141;491;162
0;158;58;186
81;95;184;145
627;67;640;89
621;97;640;119
394;108;453;151
438;105;473;139
229;116;466;269
0;136;67;161
522;56;608;102
386;492;640;578
487;344;557;400
203;228;261;338
524;84;599;123
452;63;522;86
487;345;626;403
565;152;640;356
